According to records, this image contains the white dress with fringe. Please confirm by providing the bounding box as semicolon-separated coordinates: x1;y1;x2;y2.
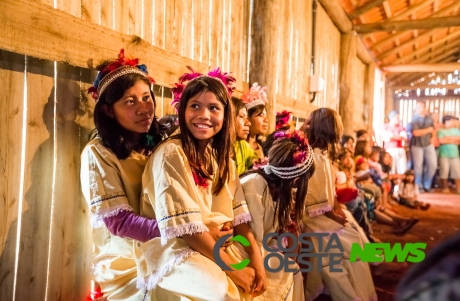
80;138;149;301
240;173;305;301
138;139;252;301
302;148;377;301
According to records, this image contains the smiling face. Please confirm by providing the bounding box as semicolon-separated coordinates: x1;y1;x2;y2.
108;80;154;134
235;107;251;140
184;91;224;145
248;107;269;136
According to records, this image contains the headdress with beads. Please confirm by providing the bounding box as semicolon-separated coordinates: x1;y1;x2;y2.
276;110;293;130
241;82;268;110
170;67;236;108
254;130;314;179
88;49;155;101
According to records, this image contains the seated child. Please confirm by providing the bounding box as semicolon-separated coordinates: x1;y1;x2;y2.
398;170;430;210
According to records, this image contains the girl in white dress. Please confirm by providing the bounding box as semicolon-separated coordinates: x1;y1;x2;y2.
138;70;266;301
240;130;315;301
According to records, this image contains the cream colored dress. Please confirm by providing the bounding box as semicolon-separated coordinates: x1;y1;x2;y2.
138;139;252;301
240;173;305;301
303;148;377;301
80;138;148;301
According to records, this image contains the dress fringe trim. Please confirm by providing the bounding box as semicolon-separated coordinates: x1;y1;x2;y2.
233;212;252;226
90;204;133;228
137;248;199;290
160;221;208;245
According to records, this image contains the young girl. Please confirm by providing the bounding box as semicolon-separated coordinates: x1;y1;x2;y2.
240;131;315;301
299;108;376;301
242;83;269;159
138;70;266;300
233;98;257;174
399;170;431;210
80;49;165;300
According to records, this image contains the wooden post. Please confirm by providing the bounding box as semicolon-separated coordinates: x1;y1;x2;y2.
385;85;394;122
365;64;376;134
339;32;357;136
249;0;282;131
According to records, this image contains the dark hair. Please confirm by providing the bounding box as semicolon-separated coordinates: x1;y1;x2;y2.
340;135;355;147
354;140;369;158
177;76;235;195
402;169;415;184
306;108;343;158
159;114;179;136
232;98;247;115
379;151;392;174
356;129;368;139
371;146;382;156
247;104;266;119
91;72;165;159
241;138;314;231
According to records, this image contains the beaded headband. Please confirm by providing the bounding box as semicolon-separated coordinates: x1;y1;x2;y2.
171;67;235;108
257;131;314;179
241;82;268;110
88;49;155;101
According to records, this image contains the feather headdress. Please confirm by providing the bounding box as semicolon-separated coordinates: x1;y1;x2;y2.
241;82;268;110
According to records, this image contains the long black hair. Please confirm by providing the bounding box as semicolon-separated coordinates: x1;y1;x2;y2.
241;137;315;232
90;72;166;159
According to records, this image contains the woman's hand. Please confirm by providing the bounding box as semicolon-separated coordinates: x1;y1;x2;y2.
208;223;234;248
251;267;267;297
226;267;256;293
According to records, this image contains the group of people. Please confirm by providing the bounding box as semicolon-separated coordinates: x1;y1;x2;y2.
79;50;447;301
380;103;460;195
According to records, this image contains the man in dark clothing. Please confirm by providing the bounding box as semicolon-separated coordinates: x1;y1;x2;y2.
407;101;437;192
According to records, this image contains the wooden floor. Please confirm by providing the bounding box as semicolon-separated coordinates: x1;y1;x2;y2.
315;189;460;301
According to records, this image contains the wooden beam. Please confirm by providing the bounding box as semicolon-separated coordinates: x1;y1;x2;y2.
370;1;460;50
0;0;214;90
317;0;353;33
390;30;460;64
339;33;358;135
392;84;460;90
355;16;460;33
357;37;374;64
384;63;460;73
349;0;386;20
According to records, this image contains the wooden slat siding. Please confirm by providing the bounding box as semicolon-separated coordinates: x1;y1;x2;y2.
82;0;101;24
221;0;229;71
0;0;212;89
315;3;341;111
173;0;183;55
241;0;250;83
0;50;25;301
164;0;175;52
36;0;54;6
101;0;115;29
143;0;153;44
229;0;240;81
275;94;318;118
129;0;143;38
201;0;211;66
15;57;55;301
354;57;366;129
183;0;193;59
299;0;313;101
46;63;92;301
115;0;130;34
193;0;202;61
211;0;223;68
57;0;81;17
153;0;166;48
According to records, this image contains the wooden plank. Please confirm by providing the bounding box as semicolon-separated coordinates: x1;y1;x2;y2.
384;63;460;73
275;93;317;115
129;0;143;38
164;0;175;52
229;0;240;78
201;0;211;65
193;0;202;61
222;0;231;71
392;83;460;90
339;32;357;135
366;63;376;134
317;0;353;33
101;0;114;29
153;0;166;48
57;0;81;17
173;0;184;55
45;63;92;301
183;0;193;59
143;0;154;43
15;56;55;301
240;0;250;82
0;0;213;89
115;0;130;34
357;37;373;64
349;0;386;20
0;50;25;301
82;0;101;24
355;16;460;33
211;0;223;67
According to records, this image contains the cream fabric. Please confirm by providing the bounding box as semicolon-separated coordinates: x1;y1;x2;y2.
138;139;252;301
81;138;148;301
241;173;305;301
302;149;376;301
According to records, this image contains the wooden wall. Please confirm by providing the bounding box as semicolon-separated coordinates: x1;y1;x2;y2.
354;57;367;130
0;0;378;300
